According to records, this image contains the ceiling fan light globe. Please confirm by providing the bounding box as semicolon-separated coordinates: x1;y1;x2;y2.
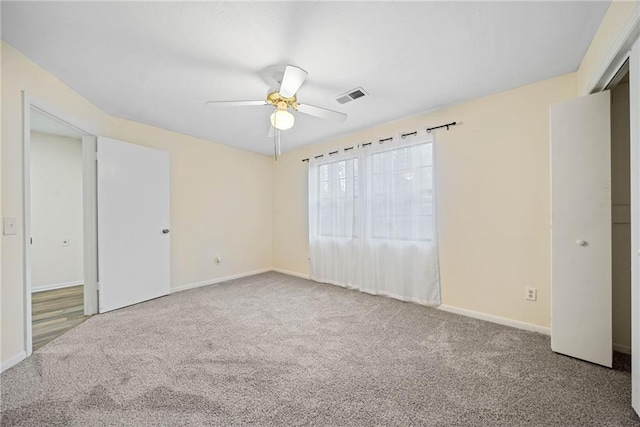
270;109;295;130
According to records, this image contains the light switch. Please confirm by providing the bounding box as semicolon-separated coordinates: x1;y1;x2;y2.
3;217;17;236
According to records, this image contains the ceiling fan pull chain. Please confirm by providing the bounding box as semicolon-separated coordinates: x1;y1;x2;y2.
273;136;278;161
276;130;281;157
273;129;282;161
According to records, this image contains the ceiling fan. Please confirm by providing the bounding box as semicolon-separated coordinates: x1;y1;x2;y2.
205;65;347;158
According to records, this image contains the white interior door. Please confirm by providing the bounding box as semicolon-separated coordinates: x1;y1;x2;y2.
97;137;170;313
550;90;612;367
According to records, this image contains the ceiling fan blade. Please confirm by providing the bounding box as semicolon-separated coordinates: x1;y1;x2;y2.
205;100;267;107
279;65;308;98
297;103;347;123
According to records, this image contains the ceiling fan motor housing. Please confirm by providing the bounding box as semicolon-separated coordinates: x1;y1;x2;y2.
267;92;298;110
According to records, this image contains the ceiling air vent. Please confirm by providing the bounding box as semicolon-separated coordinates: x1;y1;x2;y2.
336;87;368;104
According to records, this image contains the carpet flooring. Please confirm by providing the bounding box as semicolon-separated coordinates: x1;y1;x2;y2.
1;272;638;426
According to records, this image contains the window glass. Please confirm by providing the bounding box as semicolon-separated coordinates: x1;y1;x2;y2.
317;158;359;237
371;143;433;241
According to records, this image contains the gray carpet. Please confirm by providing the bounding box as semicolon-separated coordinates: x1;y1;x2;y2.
1;272;638;426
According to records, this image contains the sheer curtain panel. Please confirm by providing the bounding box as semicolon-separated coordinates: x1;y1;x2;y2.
308;131;441;305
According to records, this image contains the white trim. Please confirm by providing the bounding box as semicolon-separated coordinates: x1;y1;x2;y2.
1;351;26;373
31;280;83;293
22;92;33;358
170;268;272;294
614;343;632;355
272;269;550;335
27;95;97;137
272;268;311;280
30;106;90;137
361;288;439;306
630;36;640;414
607;61;630;91
587;3;640;94
312;277;441;306
82;135;98;316
437;304;551;335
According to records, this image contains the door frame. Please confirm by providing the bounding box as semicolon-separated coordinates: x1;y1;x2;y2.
22;92;99;357
585;5;640;412
630;36;640;415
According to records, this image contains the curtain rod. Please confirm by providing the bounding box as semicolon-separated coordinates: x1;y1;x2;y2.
301;121;457;162
427;121;456;133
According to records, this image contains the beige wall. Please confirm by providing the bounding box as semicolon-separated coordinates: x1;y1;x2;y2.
2;42;111;366
1;42;273;366
273;73;577;328
30;132;84;289
109;118;272;289
611;80;631;352
577;1;639;95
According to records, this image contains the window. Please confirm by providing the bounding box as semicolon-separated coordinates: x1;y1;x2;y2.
313;143;433;241
309;131;440;305
308;134;440;304
370;143;433;241
317;158;359;237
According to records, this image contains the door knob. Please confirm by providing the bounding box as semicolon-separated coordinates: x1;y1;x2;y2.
576;239;588;247
162;229;170;234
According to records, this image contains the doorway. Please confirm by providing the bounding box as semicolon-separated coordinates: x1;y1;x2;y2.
23;98;99;356
609;68;632;369
29;109;88;349
550;36;640;413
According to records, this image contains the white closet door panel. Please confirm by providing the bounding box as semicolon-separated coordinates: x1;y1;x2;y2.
550;90;612;367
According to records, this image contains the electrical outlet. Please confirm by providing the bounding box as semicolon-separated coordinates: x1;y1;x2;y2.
526;287;537;301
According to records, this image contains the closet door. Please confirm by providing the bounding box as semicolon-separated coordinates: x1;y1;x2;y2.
550;90;612;367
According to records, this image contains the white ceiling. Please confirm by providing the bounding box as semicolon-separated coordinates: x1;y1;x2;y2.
2;1;609;155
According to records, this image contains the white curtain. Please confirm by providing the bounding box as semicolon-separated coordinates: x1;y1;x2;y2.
308;131;440;305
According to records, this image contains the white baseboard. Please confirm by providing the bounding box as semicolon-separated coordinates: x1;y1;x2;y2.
613;343;632;355
32;280;83;293
272;269;551;335
272;268;310;280
437;304;551;335
1;351;26;373
171;268;272;294
311;277;442;306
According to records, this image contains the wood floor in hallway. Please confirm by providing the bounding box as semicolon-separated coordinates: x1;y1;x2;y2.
32;285;90;350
